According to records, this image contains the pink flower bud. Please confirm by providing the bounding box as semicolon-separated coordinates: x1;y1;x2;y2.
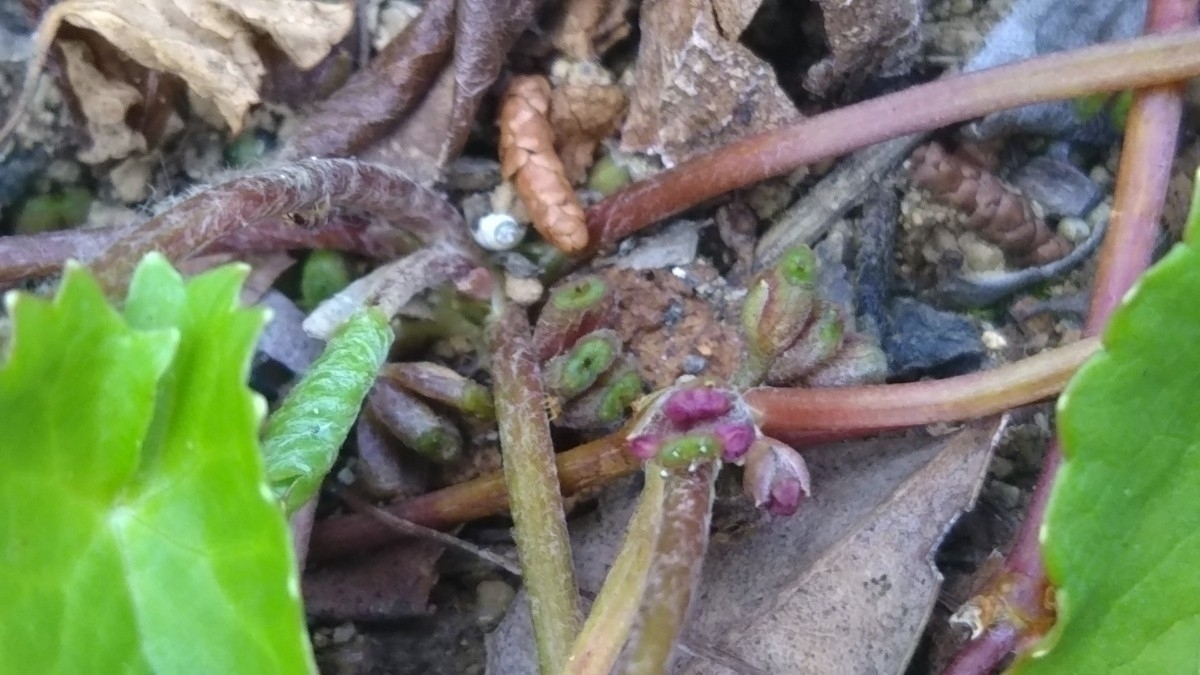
742;437;811;517
712;422;756;463
626;434;662;460
663;387;731;427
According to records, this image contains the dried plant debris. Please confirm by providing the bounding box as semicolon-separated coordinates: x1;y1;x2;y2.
909;142;1073;267
621;0;798;165
963;0;1145;139
546;0;634;60
679;419;1004;674
499;74;589;253
9;0;353;152
803;0;922;97
548;59;627;184
358;0;540;183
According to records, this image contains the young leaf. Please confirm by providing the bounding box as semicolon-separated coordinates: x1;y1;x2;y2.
0;255;314;673
263;307;394;514
1010;212;1200;671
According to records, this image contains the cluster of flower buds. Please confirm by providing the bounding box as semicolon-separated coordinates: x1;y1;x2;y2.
355;361;497;497
740;245;888;387
533;274;645;430
622;379;812;515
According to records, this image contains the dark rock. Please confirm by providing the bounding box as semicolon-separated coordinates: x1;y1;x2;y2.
1012;154;1103;218
884;298;984;380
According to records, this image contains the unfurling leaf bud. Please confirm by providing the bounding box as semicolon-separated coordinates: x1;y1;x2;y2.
657;433;723;468
557;361;644;430
741;246;818;360
766;302;845;385
368;379;463;463
626;434;663;460
742;437;811;516
544;329;622;399
381;361;495;419
663;386;732;427
712;422;757;463
532;275;616;361
804;334;889;387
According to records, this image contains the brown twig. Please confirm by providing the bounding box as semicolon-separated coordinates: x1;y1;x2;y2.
584;29;1200;253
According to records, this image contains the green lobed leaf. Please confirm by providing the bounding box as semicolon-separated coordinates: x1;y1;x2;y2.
1010;201;1200;671
0;255;314;673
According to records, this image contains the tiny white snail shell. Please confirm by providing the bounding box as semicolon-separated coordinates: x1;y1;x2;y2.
472;213;526;251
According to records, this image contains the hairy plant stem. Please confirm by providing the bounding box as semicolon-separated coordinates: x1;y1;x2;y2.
488;305;581;674
943;3;1199;674
585;29;1200;252
564;467;667;675
616;464;716;674
745;338;1098;440
0;216;414;287
86;158;472;297
307;339;1093;562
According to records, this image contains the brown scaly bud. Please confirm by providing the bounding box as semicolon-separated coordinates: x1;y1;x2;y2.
909;142;1073;266
742;436;811;517
380;361;494;420
499;74;589;253
367;378;463;463
532;274;616;361
803;334;889;387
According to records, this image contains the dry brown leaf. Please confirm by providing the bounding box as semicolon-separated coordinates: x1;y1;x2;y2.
39;0;353;133
804;0;922;97
679;419;1003;674
58;40;147;163
621;0;798;165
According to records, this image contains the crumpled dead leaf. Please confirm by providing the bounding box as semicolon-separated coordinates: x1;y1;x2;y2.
37;0;353;133
803;0;922;97
486;419;1001;673
621;0;798;165
679;419;1004;674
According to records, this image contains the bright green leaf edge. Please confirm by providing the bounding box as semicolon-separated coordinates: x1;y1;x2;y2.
0;255;314;674
1011;184;1200;673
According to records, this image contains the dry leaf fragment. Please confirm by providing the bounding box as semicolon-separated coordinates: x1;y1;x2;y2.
678;419;1004;674
20;0;353;137
57;40;147;163
548;60;628;184
621;0;798;165
499;75;589;254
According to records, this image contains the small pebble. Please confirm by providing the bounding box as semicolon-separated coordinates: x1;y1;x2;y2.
1057;217;1091;243
981;329;1007;351
475;579;516;630
987;481;1022;510
682;354;707;374
989;455;1015;479
504;276;544;305
331;623;357;644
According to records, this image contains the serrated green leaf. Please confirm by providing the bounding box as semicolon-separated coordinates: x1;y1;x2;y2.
0;255;314;673
1010;224;1200;671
